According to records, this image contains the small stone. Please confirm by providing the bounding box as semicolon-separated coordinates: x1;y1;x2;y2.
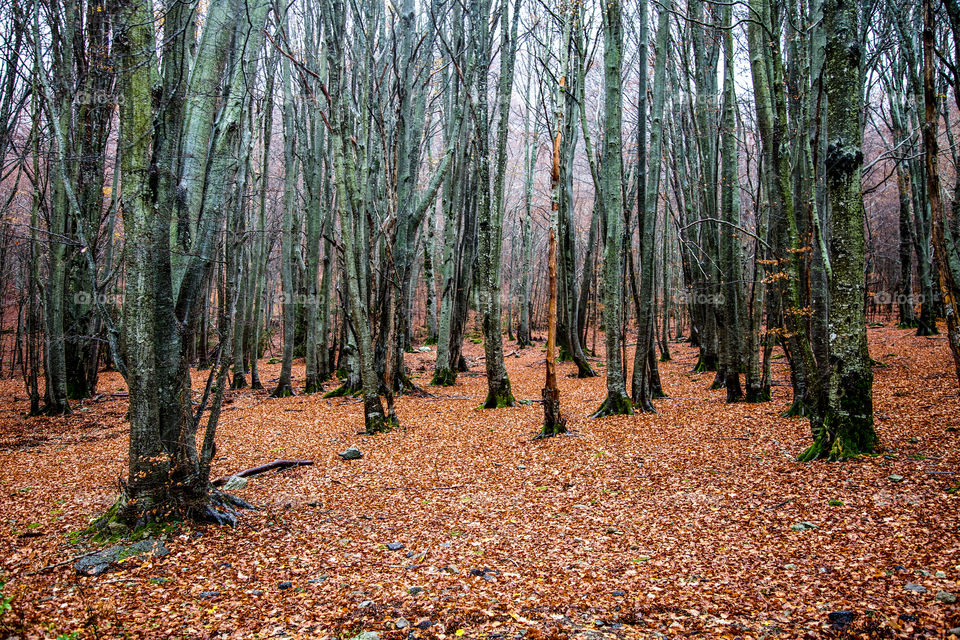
396;618;410;629
416;620;433;630
936;571;947;578
791;522;817;532
359;600;374;608
223;476;248;491
278;581;293;590
249;589;263;596
827;611;856;628
339;447;363;460
888;474;905;483
898;613;918;622
783;564;798;571
408;586;424;595
908;437;919;444
309;576;328;583
903;583;927;594
443;565;460;574
386;542;405;551
517;465;526;470
199;591;219;599
936;591;957;604
418;346;432;353
947;627;960;637
612;590;626;597
351;633;380;640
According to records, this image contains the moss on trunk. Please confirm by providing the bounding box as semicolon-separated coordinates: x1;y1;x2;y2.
431;367;457;387
591;391;634;418
483;386;516;409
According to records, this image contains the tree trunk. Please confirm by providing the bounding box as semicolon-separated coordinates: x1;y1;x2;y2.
799;0;878;460
592;0;633;418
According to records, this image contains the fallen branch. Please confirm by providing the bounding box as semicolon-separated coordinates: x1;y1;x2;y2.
383;485;467;491
764;498;795;511
27;549;104;576
212;459;314;487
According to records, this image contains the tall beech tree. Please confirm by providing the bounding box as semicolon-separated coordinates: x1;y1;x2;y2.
799;0;878;460
593;0;633;418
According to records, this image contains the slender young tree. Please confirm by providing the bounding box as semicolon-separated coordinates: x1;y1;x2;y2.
592;0;633;418
718;0;743;403
631;0;670;412
476;0;517;408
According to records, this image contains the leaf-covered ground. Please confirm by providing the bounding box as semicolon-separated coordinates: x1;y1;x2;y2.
1;325;959;639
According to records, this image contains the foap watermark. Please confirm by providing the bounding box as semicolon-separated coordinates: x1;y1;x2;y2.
672;289;725;306
872;291;924;306
272;292;326;306
74;291;124;305
74;89;122;106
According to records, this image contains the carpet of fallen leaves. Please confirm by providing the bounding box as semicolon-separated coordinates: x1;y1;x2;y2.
1;324;959;639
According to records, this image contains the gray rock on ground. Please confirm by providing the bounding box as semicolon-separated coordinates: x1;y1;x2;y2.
75;539;169;576
223;476;248;491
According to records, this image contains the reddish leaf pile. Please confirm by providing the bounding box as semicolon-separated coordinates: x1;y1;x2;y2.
1;325;958;638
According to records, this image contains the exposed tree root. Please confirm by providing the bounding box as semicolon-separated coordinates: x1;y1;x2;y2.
590;392;634;418
211;460;314;487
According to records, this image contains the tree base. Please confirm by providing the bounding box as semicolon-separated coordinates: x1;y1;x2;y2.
693;353;718;373
797;430;878;462
304;379;322;394
323;383;361;398
576;363;597;378
591;392;634;418
99;486;257;533
483;385;516;409
231;373;247;390
781;397;810;417
40;402;72;416
916;320;939;336
709;371;724;390
364;412;397;435
538;387;566;437
431;367;457;387
270;383;294;398
744;385;771;403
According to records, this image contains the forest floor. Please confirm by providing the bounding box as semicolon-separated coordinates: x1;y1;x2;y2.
0;324;959;639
